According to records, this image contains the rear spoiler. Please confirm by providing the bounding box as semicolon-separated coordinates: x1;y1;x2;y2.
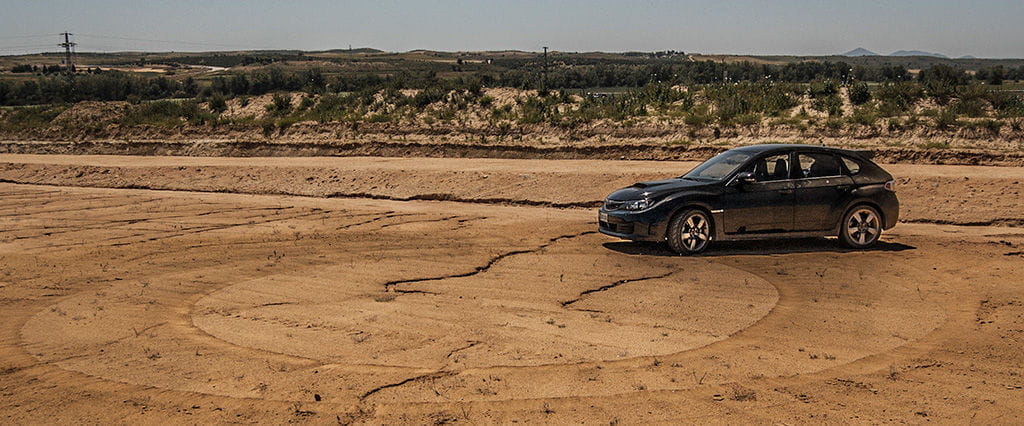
848;149;875;160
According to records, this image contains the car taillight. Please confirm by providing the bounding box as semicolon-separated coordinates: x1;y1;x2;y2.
884;180;895;192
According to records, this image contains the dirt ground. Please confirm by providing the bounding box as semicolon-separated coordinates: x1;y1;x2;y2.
1;156;1023;423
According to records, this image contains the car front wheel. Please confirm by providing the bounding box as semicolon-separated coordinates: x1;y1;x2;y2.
667;209;712;255
840;205;882;248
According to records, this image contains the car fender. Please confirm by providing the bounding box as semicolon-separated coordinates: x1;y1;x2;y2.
834;192;886;234
652;192;719;240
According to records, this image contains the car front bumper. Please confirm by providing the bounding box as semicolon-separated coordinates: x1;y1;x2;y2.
597;208;668;242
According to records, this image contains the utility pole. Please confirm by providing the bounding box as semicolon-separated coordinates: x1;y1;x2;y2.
59;32;76;73
541;46;548;93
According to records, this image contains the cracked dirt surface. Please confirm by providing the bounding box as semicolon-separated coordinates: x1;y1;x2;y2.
1;158;1024;423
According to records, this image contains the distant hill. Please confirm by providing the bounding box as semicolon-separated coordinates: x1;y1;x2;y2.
316;47;383;54
842;47;878;57
890;50;948;58
959;55;977;59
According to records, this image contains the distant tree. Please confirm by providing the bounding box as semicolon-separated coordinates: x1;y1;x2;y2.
208;93;228;113
267;92;292;115
848;82;872;105
182;77;198;97
988;66;1005;86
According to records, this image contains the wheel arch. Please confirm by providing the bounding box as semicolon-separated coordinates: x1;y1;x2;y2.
664;202;716;240
837;200;885;235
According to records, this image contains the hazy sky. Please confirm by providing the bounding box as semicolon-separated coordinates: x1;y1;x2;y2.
2;0;1023;58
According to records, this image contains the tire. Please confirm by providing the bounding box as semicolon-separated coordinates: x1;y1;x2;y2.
840;205;882;249
667;209;712;255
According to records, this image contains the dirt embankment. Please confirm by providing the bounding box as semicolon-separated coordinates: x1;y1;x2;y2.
4;87;1023;165
1;155;1021;226
3;139;1024;167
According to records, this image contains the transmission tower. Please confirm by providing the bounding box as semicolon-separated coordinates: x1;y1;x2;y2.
542;46;548;92
59;32;76;73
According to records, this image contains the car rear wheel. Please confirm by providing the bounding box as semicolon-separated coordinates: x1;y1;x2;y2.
840;205;882;248
667;209;711;255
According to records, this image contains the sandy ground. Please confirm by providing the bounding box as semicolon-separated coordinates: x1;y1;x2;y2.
1;157;1023;423
2;154;1023;225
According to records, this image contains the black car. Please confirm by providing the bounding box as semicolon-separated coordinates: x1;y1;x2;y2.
598;144;899;254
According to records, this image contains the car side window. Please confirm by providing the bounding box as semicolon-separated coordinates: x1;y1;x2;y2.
798;153;842;178
745;153;791;182
840;156;861;175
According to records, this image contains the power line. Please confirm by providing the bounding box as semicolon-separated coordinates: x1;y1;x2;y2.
0;34;56;40
76;33;271;50
0;32;280;54
0;44;56;50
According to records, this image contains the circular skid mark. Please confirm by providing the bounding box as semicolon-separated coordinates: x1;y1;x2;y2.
19;231;777;401
192;245;777;368
14;191;947;406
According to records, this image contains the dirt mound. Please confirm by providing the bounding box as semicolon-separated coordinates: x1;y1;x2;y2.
49;101;129;127
219;92;306;119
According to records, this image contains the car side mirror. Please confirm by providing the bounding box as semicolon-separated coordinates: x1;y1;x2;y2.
732;171;756;186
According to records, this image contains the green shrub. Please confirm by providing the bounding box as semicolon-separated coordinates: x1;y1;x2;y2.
823;117;844;131
730;112;762;127
848;82;872;105
276;115;302;130
811;94;843;117
849;104;879;126
412;86;447;108
266;93;292;115
303;92;374;123
876;82;925;115
703;82;800;120
934;107;960;130
986;91;1024;117
807;80;840;98
977;119;1004;135
0;104;67;130
208;93;228;113
517;96;549;124
297;95;315;111
684;104;713;127
121;100;213;126
950;98;986;118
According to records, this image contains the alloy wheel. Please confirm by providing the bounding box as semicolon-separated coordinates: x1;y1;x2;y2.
681;212;710;252
846;208;880;246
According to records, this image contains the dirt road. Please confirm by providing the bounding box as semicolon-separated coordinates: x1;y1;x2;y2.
1;157;1023;423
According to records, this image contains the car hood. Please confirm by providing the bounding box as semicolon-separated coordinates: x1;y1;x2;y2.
607;178;713;200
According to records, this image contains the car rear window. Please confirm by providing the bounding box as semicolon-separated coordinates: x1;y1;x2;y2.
840;156;861;175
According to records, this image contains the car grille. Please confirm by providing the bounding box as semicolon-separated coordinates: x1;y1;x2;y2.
603;199;625;211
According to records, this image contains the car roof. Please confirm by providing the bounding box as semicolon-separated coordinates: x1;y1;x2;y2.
731;144;870;158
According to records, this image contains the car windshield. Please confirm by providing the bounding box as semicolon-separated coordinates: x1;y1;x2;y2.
683;150;753;181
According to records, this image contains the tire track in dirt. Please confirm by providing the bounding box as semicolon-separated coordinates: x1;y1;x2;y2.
382;231;598;293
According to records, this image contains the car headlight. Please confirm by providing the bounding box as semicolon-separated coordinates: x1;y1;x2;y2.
623;198;651;211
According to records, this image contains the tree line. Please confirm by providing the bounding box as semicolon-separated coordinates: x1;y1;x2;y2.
2;60;1023;106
